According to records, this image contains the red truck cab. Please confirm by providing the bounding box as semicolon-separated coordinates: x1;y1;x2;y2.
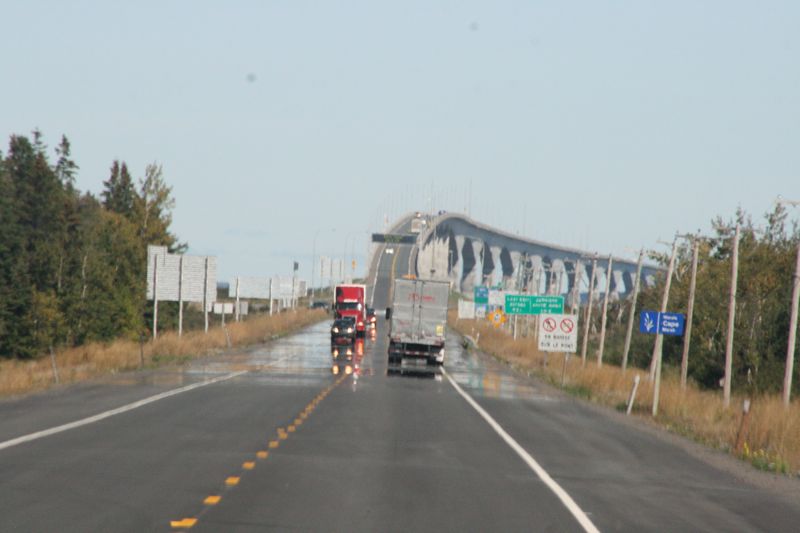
333;284;367;337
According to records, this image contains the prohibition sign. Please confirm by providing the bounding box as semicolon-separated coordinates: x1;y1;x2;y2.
560;318;575;334
542;317;557;332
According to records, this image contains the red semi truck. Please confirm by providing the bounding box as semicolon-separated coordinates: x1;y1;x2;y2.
333;284;367;337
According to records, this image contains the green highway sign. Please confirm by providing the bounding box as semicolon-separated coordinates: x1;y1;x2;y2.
504;294;564;316
474;286;489;305
371;233;417;244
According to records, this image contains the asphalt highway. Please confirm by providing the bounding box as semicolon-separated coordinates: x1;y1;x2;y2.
1;228;799;531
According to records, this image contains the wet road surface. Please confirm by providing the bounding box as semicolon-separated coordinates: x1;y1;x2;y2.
1;228;799;531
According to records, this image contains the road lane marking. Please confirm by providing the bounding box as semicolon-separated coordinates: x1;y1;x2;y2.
442;368;600;533
369;243;385;307
0;370;248;453
387;245;400;302
170;372;350;529
170;518;197;529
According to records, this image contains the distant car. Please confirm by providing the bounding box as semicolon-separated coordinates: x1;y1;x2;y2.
385;248;394;254
331;317;356;344
366;307;377;329
310;301;329;311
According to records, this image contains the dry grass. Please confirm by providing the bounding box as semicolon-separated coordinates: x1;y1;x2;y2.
0;309;326;398
451;311;800;475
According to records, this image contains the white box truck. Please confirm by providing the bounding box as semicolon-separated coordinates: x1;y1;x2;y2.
385;278;450;365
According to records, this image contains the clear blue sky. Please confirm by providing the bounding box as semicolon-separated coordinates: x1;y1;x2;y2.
3;1;798;283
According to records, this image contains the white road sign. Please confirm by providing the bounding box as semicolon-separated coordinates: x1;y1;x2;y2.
146;245;216;303
212;302;234;315
228;277;271;299
488;290;506;306
457;299;475;319
537;313;579;353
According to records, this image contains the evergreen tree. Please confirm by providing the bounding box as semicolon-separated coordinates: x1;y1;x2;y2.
54;135;79;192
133;163;184;250
101;160;136;218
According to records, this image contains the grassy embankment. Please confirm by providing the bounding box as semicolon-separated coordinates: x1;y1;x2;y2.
0;308;326;398
450;311;800;476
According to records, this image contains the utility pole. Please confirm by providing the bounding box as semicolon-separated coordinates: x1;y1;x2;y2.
651;238;678;417
597;255;613;367
776;197;800;408
723;224;740;409
650;240;678;380
581;254;598;366
680;236;700;389
783;240;800;407
622;249;644;372
570;260;582;315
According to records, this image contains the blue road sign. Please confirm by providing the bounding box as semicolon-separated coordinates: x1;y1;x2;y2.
640;310;686;336
658;312;686;336
640;311;659;334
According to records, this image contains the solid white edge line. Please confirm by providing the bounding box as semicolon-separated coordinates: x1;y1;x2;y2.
442;368;600;533
0;370;248;452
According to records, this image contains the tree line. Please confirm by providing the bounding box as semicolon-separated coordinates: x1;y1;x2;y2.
0;131;182;359
595;205;800;396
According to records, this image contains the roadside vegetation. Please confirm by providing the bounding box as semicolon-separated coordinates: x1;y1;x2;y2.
0;130;183;360
0;130;328;398
450;312;800;475
0;308;326;397
449;204;800;475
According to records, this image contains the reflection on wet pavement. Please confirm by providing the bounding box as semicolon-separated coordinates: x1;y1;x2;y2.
443;330;558;403
102;316;556;405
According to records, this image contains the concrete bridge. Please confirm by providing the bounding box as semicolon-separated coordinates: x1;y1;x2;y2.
412;213;660;306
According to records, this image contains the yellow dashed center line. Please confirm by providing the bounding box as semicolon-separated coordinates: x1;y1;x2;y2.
170;518;197;529
170;373;349;529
